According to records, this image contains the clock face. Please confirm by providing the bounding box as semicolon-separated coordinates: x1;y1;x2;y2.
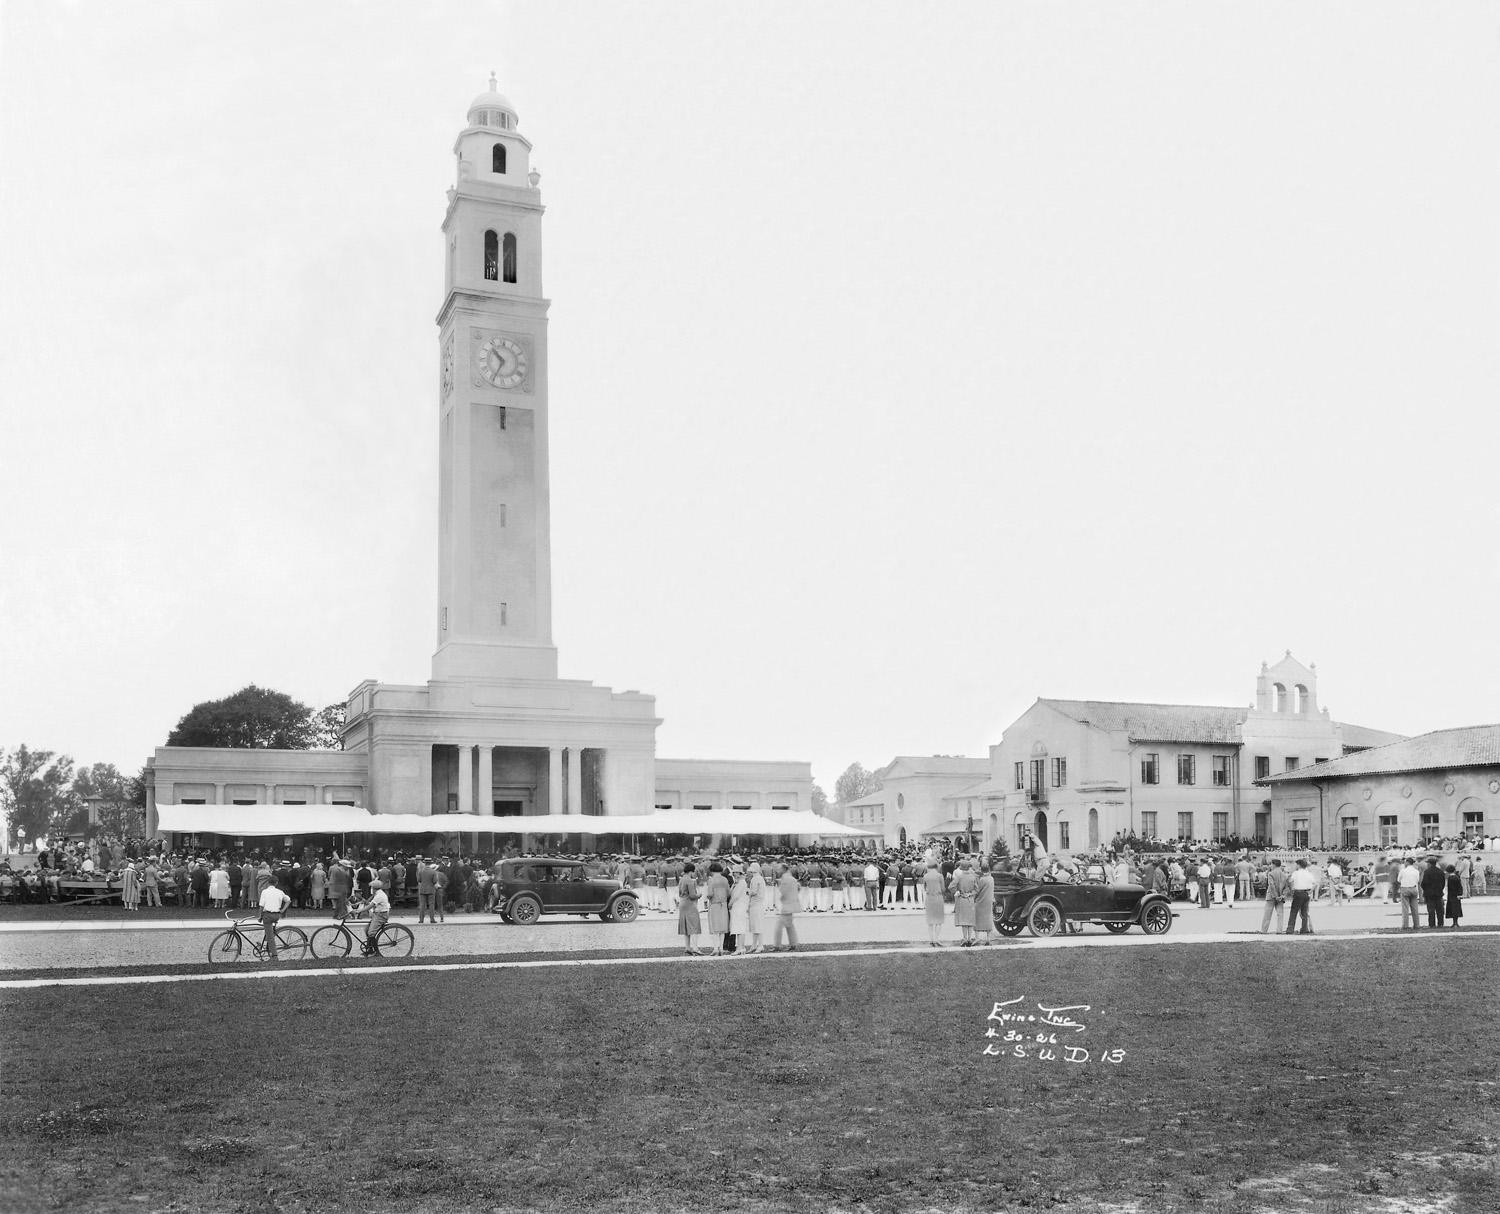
478;336;528;389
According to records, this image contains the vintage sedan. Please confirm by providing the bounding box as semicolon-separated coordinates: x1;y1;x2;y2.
992;872;1175;937
492;857;640;925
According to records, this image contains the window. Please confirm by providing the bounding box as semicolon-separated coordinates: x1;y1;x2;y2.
1212;812;1228;840
1464;811;1484;840
732;804;751;811
1059;822;1071;849
1254;810;1270;841
1379;815;1399;848
771;805;790;812
1285;756;1300;772
231;799;257;805
1294;684;1309;713
180;798;206;805
1212;754;1231;787
484;229;498;281
1051;757;1067;788
1254;755;1270;780
502;232;517;283
1419;813;1439;843
1177;754;1196;786
1341;817;1359;849
331;800;355;807
281;800;306;805
1029;759;1045;795
1141;811;1157;838
693;804;712;812
1177;812;1195;840
500;602;507;626
655;804;671;811
1287;818;1309;849
1014;762;1024;790
1314;757;1329;766
492;143;507;173
1273;682;1288;712
1141;753;1159;785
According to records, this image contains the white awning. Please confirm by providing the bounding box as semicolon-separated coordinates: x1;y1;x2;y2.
155;805;877;838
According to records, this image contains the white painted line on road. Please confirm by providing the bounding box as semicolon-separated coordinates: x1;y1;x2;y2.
2;927;1495;992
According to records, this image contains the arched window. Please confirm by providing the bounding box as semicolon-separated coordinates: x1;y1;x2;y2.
483;230;498;281
502;232;517;284
492;143;506;174
1273;682;1288;713
1294;684;1309;713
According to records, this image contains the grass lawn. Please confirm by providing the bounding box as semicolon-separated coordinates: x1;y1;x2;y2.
1;938;1496;1214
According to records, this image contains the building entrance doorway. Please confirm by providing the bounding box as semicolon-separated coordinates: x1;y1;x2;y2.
1035;811;1048;851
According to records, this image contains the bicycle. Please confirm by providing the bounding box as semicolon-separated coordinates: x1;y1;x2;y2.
308;899;415;959
208;910;310;963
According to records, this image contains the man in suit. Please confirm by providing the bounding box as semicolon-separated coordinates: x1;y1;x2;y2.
771;863;801;952
416;857;439;924
1260;859;1291;934
328;858;352;919
1284;859;1316;935
1419;856;1446;928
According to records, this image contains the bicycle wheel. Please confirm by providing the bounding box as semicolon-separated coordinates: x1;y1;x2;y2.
375;924;415;958
274;925;309;961
208;930;242;963
309;924;353;959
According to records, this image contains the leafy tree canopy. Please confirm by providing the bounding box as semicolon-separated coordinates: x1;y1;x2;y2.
835;761;882;807
65;762;144;840
307;702;346;751
1;745;76;849
811;783;830;816
166;685;320;749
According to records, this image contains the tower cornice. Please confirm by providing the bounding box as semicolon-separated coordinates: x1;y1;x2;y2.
437;289;551;329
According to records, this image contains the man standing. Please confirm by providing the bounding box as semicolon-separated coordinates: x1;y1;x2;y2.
1235;855;1255;904
862;858;880;911
1285;859;1316;935
416;857;438;924
258;877;292;961
1386;855;1403;904
1419;856;1446;928
771;863;800;952
1396;857;1421;928
1260;859;1290;934
1195;859;1213;909
328;858;352;919
1326;857;1345;906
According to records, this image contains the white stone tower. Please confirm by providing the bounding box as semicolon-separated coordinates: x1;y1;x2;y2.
432;77;556;682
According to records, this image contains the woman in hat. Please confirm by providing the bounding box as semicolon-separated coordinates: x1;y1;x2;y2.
745;861;767;953
728;865;749;954
677;862;704;955
922;861;948;946
973;858;995;946
952;859;978;946
1444;864;1463;928
704;862;731;956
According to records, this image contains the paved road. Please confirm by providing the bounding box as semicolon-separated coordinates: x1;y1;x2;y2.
1;895;1495;971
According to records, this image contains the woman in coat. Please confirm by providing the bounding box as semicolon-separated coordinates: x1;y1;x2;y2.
677;865;704;955
745;861;767;953
704;863;731;955
208;862;231;908
1445;864;1463;928
310;863;326;910
728;867;750;951
922;862;948;946
972;860;995;945
952;859;979;946
120;861;141;911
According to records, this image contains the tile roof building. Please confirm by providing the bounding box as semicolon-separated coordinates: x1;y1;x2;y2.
976;653;1404;854
1260;724;1500;850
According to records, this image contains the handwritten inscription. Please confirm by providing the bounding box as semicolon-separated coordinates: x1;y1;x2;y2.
982;996;1126;1064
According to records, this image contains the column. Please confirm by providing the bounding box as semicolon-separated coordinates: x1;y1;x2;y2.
213;783;225;805
548;747;564;816
457;745;474;816
477;746;493;815
567;746;583;816
264;784;275;805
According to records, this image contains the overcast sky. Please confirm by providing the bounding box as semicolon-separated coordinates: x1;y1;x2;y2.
1;1;1497;797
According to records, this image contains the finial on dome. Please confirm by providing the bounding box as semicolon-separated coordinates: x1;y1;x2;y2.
489;72;498;92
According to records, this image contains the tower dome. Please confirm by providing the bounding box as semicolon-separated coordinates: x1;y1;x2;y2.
467;74;518;130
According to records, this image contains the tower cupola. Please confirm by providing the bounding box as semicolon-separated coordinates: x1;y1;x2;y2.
467;74;519;130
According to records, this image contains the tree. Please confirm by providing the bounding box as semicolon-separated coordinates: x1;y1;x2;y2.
811;783;830;817
307;702;346;751
165;685;317;749
0;745;76;850
835;761;882;807
67;762;144;840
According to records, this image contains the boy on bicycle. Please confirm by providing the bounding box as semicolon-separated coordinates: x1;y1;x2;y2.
363;879;390;956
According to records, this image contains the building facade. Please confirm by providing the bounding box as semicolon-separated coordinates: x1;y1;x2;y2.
979;654;1402;855
145;82;810;831
1260;724;1500;850
837;756;991;849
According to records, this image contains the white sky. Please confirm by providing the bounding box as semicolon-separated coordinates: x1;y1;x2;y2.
1;1;1497;795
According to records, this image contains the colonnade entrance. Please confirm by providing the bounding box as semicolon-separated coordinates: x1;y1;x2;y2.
430;744;606;818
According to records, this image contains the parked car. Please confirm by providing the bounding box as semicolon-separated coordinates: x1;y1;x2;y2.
992;872;1175;937
492;857;640;925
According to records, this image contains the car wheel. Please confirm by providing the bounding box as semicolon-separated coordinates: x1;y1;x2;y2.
1141;900;1174;935
995;920;1025;937
1027;900;1063;938
508;895;542;925
609;895;640;923
1104;923;1132;934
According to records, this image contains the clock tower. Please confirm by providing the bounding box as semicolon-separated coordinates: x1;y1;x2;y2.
432;77;556;682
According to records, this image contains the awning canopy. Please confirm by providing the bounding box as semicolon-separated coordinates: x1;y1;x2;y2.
155;805;877;839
